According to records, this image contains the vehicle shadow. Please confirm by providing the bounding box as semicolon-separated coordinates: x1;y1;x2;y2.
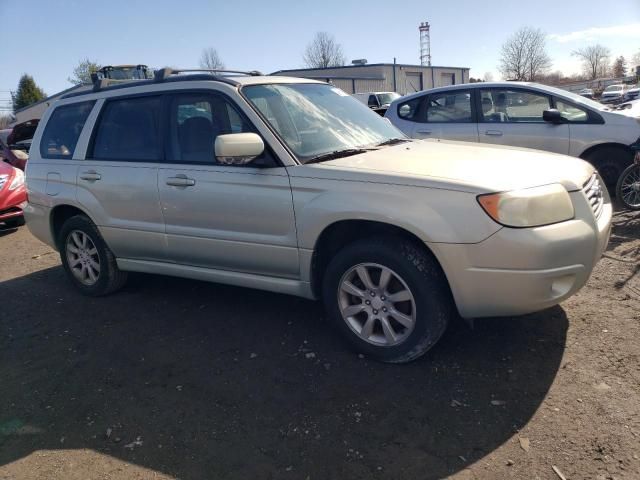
0;266;567;479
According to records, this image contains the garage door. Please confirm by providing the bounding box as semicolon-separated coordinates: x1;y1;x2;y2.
440;73;455;86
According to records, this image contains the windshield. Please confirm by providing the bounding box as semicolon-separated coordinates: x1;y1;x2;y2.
243;83;404;162
377;92;401;105
604;85;623;92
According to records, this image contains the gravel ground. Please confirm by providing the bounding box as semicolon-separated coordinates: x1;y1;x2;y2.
0;208;638;480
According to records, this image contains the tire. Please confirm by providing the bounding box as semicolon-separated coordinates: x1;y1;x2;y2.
58;214;127;296
615;163;640;210
584;146;633;193
322;237;452;363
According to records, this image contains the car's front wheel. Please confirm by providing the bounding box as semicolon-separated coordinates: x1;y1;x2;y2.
58;215;127;296
322;237;451;363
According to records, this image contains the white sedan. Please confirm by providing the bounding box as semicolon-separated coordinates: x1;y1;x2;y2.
385;82;640;189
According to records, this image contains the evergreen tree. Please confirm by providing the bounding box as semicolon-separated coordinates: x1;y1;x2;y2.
11;74;46;113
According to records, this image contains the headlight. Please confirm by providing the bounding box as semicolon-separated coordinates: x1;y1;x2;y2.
477;183;574;228
8;168;24;191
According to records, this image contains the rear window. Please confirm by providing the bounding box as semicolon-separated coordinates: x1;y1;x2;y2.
90;96;162;161
40;101;95;159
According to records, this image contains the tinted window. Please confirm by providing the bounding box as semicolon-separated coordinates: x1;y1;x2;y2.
480;89;550;123
91;96;162;161
426;91;472;123
40;101;95;159
168;93;251;164
555;99;589;123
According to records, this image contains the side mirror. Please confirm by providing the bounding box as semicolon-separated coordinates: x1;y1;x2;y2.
543;109;564;124
214;133;264;165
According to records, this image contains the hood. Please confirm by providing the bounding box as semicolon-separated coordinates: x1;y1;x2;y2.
303;140;594;193
609;100;640;119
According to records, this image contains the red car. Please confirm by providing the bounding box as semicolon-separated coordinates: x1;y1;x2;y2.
0;139;28;171
0;161;27;228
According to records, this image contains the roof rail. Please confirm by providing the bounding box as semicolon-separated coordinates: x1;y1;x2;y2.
153;67;264;82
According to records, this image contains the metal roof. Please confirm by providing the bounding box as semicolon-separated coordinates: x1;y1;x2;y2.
13;83;86;113
272;63;470;75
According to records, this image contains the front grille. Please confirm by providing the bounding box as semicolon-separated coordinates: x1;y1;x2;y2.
583;173;604;219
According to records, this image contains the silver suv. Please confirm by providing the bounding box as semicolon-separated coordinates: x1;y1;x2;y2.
25;68;612;363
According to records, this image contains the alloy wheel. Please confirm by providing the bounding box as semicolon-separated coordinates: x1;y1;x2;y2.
337;263;416;346
66;230;101;286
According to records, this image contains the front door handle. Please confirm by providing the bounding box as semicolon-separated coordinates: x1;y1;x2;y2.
79;171;102;181
166;175;196;187
416;129;432;135
485;130;503;137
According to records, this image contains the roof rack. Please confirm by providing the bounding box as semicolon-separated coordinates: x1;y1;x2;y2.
153;68;264;82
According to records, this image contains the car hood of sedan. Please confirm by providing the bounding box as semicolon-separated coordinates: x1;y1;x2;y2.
306;139;595;193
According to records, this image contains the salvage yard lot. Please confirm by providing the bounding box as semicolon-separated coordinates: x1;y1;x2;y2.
0;208;638;480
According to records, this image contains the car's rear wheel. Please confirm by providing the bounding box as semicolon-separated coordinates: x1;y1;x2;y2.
58;215;127;296
322;237;451;363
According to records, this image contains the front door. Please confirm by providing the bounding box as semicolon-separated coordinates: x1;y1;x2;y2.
158;91;299;278
477;87;570;155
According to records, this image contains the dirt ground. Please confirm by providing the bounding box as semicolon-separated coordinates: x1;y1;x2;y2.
0;208;638;480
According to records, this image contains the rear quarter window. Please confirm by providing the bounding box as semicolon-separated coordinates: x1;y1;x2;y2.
39;101;95;159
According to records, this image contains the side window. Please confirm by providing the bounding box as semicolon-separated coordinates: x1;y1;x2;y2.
397;97;423;121
555;99;589;123
168;93;252;164
40;101;95;159
91;96;162;161
426;91;472;123
480;89;551;123
367;95;379;107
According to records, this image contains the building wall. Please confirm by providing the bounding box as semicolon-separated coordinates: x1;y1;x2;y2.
274;64;470;95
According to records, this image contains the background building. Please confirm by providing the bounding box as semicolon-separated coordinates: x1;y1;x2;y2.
273;63;470;95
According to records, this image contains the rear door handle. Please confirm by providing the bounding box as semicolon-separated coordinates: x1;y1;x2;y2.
166;176;196;187
79;171;102;181
485;130;503;137
416;130;432;135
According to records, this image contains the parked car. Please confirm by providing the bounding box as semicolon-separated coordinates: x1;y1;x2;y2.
7;119;39;152
0;162;27;228
353;92;401;116
623;87;640;102
385;81;640;189
0;139;28;170
578;88;594;99
25;69;612;363
600;84;627;104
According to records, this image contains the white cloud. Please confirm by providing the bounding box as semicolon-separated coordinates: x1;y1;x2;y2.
548;23;640;43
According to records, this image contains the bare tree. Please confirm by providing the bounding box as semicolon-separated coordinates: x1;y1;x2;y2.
572;44;611;80
68;58;101;85
612;56;627;78
303;32;345;69
483;72;494;82
631;50;640;68
199;48;225;70
0;114;14;129
498;27;552;81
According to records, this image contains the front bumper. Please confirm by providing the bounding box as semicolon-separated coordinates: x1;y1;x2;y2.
0;186;27;222
430;190;612;318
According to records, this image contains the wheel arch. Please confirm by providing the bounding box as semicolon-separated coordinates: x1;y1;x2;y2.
310;219;447;299
579;142;634;161
50;204;94;249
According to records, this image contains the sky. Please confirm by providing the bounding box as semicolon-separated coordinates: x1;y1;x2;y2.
1;0;639;114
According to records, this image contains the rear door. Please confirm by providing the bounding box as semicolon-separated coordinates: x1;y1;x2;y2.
77;95;166;261
157;91;299;278
477;87;570;154
394;89;479;142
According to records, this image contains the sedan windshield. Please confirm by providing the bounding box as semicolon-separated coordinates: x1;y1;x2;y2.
604;85;623;92
242;83;404;163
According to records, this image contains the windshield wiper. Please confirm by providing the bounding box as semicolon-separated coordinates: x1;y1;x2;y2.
304;148;373;164
376;137;410;147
